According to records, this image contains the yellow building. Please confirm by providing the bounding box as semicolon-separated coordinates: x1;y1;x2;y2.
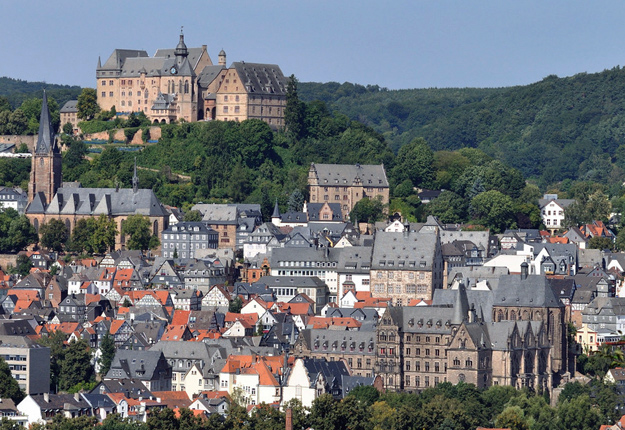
96;32;287;129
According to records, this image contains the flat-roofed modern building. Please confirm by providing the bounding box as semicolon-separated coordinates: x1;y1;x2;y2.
0;335;50;394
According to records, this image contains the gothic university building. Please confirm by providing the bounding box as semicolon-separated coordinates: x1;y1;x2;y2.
294;264;573;395
25;93;169;248
96;32;288;129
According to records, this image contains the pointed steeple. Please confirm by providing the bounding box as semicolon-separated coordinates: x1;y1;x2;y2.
132;157;139;193
97;56;102;69
35;90;57;154
272;199;280;218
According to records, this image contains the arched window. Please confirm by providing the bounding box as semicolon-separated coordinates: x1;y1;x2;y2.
184;81;189;94
65;219;71;232
33;219;39;233
153;220;158;236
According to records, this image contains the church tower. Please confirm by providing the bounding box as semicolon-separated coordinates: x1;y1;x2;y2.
28;91;62;205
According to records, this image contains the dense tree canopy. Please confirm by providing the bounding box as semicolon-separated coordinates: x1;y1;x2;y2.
39;219;69;252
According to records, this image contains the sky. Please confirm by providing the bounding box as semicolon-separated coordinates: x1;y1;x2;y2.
3;1;625;90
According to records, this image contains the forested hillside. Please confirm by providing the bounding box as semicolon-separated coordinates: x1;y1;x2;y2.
0;77;81;110
300;66;625;189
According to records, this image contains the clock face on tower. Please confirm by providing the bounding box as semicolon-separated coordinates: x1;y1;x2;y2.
170;66;177;75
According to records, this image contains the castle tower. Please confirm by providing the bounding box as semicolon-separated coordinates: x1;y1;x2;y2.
174;29;189;68
218;49;226;66
28;91;62;205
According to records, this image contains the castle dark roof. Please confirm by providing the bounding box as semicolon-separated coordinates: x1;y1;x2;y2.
230;62;287;96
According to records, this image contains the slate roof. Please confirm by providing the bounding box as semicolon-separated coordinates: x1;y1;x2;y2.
28;186;167;217
28;393;91;412
538;198;576;209
100;49;148;70
35;91;57;155
550;278;577;302
255;276;326;289
154;46;206;70
106;349;168;381
198;65;226;89
494;274;562;308
371;230;438;271
307;203;343;222
94;379;153;399
280;212;308;223
60;100;78;113
302;329;376;356
301;358;350;393
310;163;389;188
229;62;287;95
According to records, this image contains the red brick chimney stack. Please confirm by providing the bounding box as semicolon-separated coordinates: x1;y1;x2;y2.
285;408;293;430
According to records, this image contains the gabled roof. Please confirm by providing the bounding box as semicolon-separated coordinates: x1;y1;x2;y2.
310;163;389;188
227;62;287;96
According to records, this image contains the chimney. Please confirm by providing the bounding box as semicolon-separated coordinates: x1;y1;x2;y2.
43;393;49;403
521;262;529;280
285;408;293;430
74;392;80;402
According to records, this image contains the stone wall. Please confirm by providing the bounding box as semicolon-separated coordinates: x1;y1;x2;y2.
0;254;19;270
83;126;162;144
0;135;37;151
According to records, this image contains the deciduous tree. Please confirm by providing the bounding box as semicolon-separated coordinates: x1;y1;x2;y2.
77;88;100;121
39;218;69;252
122;214;152;251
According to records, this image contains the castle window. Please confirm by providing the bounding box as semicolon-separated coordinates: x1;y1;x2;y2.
101;92;106;97
102;80;106;86
223;106;228;113
109;92;113;97
109;80;114;86
235;95;239;102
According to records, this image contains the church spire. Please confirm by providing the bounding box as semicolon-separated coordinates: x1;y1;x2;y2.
35;90;57;154
132;157;139;193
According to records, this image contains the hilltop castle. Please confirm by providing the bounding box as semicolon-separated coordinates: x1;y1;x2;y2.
96;32;288;129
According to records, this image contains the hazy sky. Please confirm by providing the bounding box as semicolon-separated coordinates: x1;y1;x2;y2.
3;1;625;90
